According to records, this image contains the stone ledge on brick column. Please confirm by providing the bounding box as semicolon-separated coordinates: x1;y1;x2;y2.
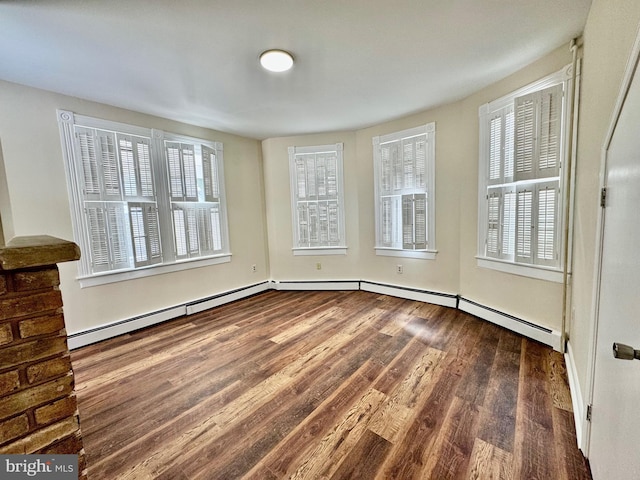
0;236;80;271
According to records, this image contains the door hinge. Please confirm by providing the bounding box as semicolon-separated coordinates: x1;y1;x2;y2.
600;187;607;208
586;404;593;422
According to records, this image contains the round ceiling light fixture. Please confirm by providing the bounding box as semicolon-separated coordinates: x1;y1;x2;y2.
259;49;294;72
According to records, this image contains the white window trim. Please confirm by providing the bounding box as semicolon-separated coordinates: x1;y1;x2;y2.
373;123;436;259
292;247;347;256
77;254;232;288
288;143;347;255
477;64;575;279
58;110;231;287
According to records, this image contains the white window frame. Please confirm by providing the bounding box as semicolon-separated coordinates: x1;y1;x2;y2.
373;123;436;260
288;143;346;255
58;110;231;287
477;65;576;282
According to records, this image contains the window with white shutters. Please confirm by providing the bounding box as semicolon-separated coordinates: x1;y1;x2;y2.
477;65;574;279
373;123;436;259
288;143;346;254
58;111;230;285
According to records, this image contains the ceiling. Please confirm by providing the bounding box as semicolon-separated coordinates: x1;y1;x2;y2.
0;0;591;140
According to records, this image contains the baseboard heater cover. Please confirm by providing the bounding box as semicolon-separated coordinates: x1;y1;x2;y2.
273;280;360;291
458;297;561;351
360;281;458;308
186;281;271;314
67;281;271;349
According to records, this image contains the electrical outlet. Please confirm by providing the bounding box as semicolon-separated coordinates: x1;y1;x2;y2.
316;262;322;270
251;264;257;273
396;264;403;274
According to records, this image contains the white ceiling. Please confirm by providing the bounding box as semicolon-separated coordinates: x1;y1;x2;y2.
0;0;591;140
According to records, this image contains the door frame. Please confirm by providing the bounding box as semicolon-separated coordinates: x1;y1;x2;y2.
581;22;640;457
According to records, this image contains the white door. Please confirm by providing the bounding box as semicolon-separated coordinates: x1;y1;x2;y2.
588;44;640;478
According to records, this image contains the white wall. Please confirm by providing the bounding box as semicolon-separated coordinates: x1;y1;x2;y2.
569;0;640;399
0;79;269;335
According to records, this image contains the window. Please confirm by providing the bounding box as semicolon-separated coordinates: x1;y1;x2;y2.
478;65;575;280
373;123;436;259
288;143;346;255
58;111;230;286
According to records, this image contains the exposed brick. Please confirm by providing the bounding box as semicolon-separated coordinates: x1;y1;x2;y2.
35;396;77;426
13;269;60;292
0;290;63;321
19;314;65;339
0;370;20;396
0;374;73;420
0;274;6;295
0;322;13;346
37;432;83;455
27;356;72;385
0;415;79;454
0;413;29;444
0;336;68;370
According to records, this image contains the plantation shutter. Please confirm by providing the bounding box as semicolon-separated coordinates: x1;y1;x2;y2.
328;201;340;244
501;187;516;258
514;84;563;181
128;202;161;267
400;194;426;250
384;141;401;191
514;93;536;181
172;206;188;258
291;148;343;248
537;84;563;178
76;127;122;200
515;185;534;263
380;196;400;248
197;205;216;255
376;129;431;252
201;145;219;202
117;135;154;199
413;193;427;249
488;116;503;185
504;110;515;181
165;142;197;201
166;142;184;199
487;107;515;186
536;181;559;266
379;142;395;194
85;202;131;272
402;195;414;250
486;189;501;257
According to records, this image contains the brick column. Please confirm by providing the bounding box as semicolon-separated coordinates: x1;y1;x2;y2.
0;236;86;479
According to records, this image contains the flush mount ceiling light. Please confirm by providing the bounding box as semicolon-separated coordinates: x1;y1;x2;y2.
259;49;294;72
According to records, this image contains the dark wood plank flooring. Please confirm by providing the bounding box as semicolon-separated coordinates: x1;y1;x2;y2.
70;290;592;479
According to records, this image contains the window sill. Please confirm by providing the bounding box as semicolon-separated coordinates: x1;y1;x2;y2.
476;256;565;283
293;247;347;256
77;254;232;288
375;248;437;260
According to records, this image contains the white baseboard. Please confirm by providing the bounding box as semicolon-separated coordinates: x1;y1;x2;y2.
458;297;562;351
185;282;271;314
360;280;458;308
67;281;271;349
565;341;588;451
67;305;186;350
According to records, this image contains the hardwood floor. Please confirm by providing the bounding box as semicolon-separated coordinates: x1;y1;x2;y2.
70;290;592;479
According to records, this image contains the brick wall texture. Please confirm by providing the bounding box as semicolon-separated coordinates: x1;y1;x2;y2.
0;265;87;479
